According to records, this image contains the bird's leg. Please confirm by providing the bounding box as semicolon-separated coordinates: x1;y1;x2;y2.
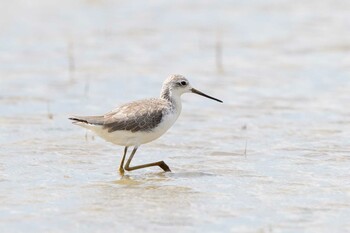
124;146;171;172
119;146;128;174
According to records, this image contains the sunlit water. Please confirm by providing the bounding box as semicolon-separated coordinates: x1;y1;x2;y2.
1;0;350;232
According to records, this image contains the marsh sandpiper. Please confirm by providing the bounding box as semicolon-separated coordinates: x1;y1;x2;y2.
69;74;222;174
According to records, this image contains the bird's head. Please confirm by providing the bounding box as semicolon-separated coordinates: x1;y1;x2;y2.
161;74;223;103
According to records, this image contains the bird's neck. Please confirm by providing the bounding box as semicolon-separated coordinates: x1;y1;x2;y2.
160;88;182;112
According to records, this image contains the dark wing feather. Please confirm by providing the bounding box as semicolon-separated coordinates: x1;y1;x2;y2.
69;99;169;132
102;99;167;133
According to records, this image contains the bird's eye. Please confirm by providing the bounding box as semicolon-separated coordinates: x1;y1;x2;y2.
180;81;187;86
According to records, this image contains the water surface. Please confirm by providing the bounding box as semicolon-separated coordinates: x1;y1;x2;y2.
0;0;350;232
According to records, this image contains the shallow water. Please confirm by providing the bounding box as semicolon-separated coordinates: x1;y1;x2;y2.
1;0;350;232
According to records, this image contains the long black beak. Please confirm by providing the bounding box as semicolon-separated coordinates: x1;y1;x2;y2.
191;88;223;103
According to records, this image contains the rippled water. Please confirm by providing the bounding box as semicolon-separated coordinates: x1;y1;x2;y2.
1;0;350;232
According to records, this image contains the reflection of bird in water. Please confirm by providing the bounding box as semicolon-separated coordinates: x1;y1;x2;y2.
69;75;222;174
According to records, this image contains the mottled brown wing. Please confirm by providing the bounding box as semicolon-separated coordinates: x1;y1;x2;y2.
102;99;166;133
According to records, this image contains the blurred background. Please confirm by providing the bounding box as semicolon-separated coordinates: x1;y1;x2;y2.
0;0;349;232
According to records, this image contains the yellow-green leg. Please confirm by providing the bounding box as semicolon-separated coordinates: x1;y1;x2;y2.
124;146;171;172
119;146;128;174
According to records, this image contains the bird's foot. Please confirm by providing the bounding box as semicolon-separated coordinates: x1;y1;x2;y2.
119;168;125;175
159;161;171;172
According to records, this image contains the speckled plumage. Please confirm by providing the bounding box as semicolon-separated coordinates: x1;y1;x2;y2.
70;98;174;133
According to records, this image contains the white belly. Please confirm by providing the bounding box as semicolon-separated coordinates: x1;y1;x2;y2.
83;111;180;146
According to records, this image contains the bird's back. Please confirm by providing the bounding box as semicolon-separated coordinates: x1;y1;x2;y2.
70;98;174;133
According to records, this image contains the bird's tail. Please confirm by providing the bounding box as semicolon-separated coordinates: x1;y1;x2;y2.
69;115;104;129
